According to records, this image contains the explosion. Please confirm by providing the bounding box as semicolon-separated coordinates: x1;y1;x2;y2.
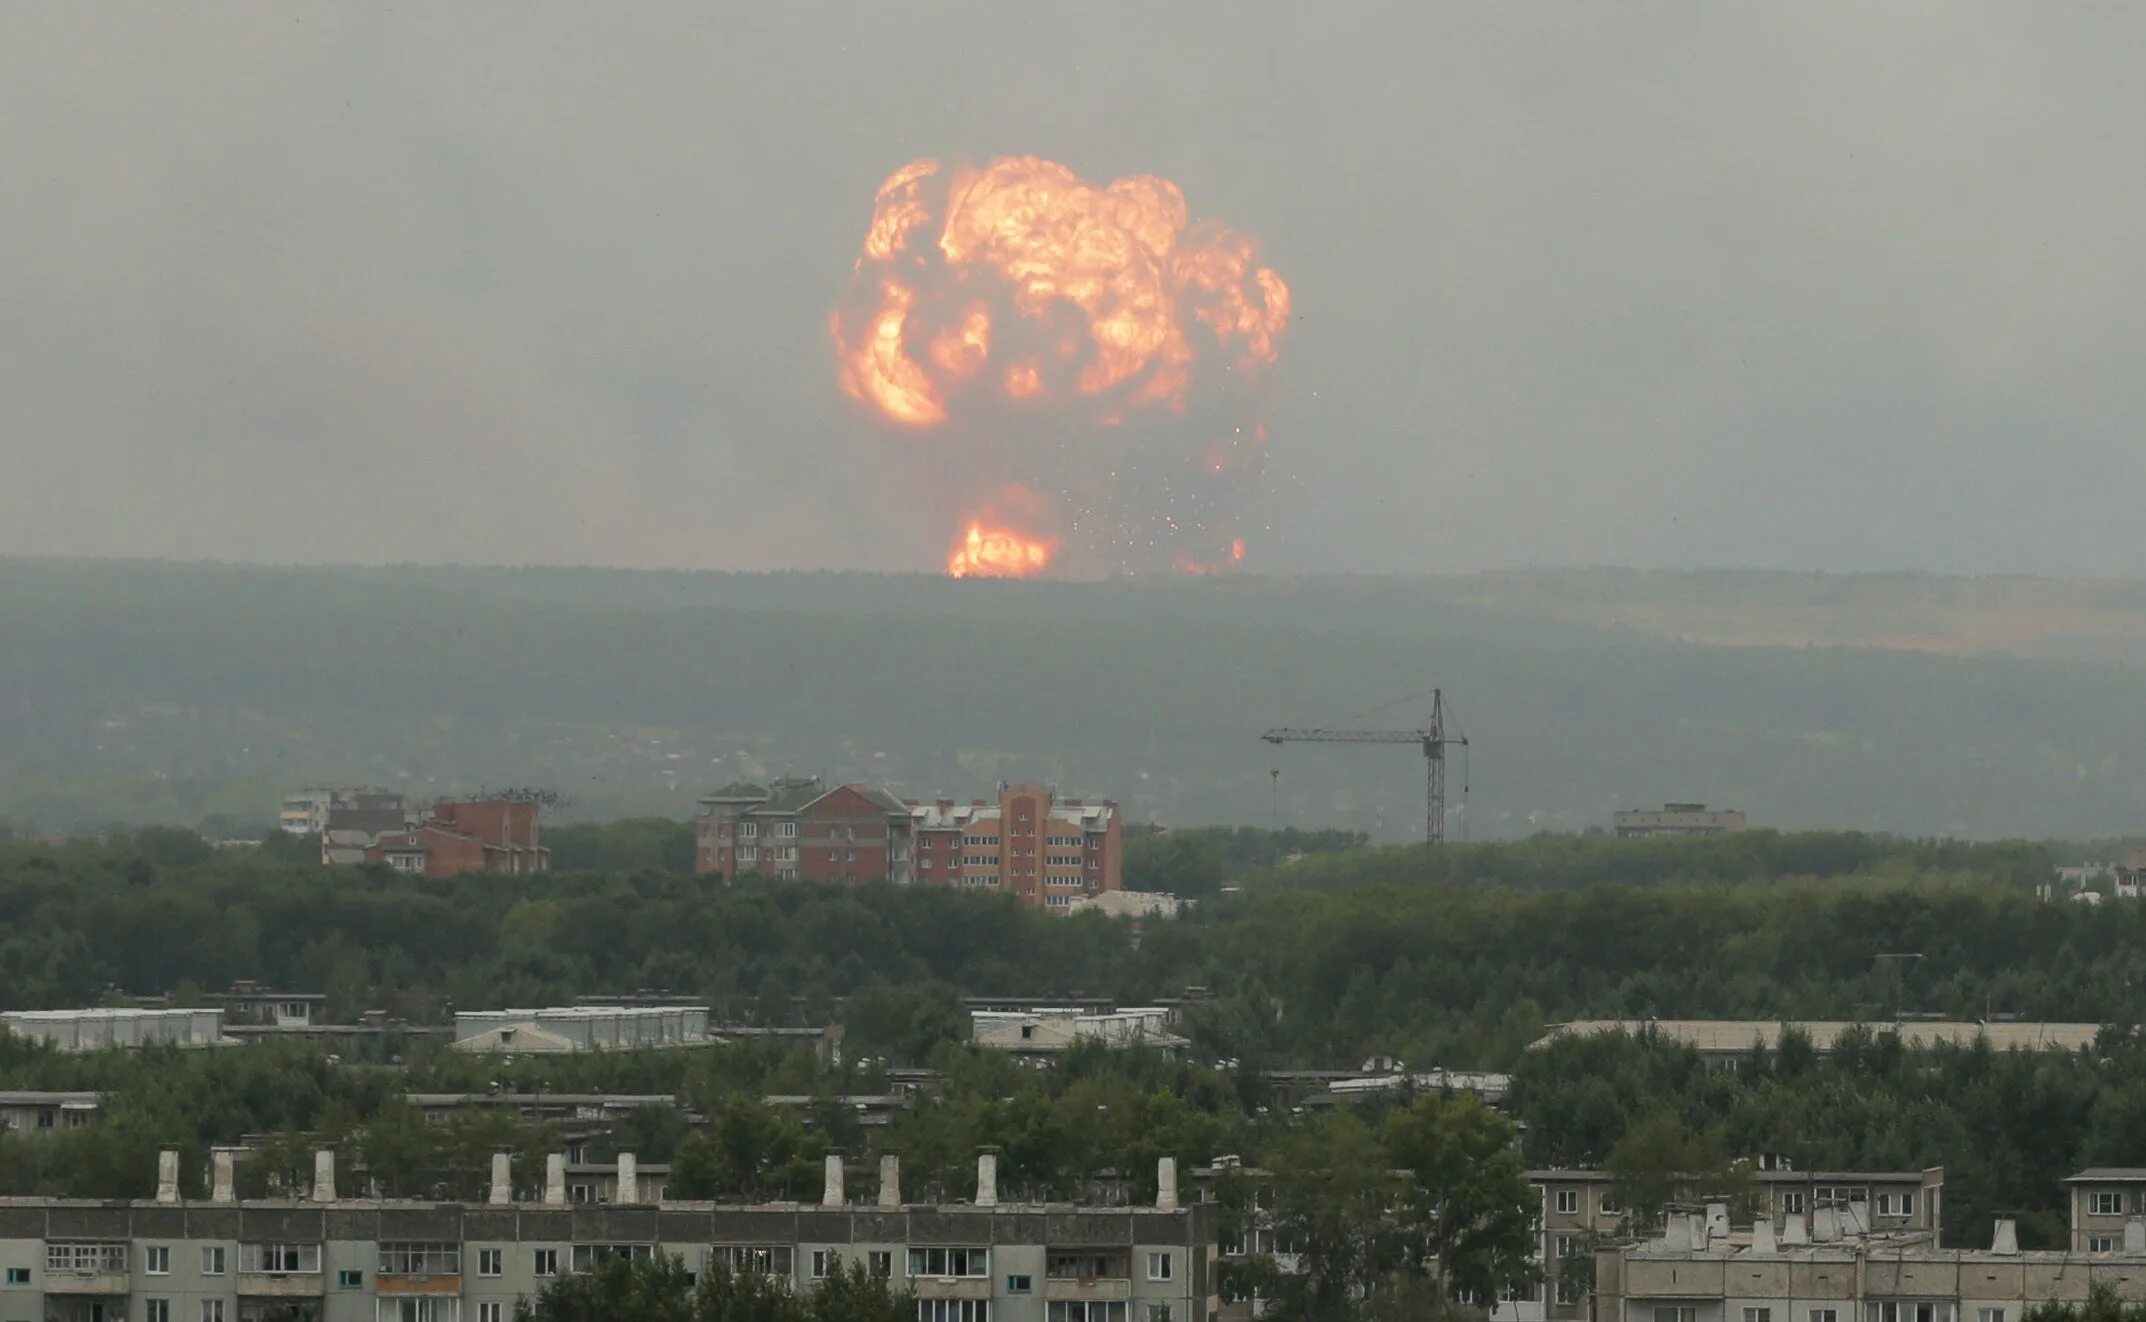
831;155;1291;577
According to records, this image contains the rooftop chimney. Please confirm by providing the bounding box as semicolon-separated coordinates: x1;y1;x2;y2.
1706;1202;1730;1241
545;1153;567;1206
211;1150;235;1204
489;1153;512;1206
1782;1212;1809;1246
878;1155;901;1209
976;1150;999;1208
1157;1157;1179;1211
312;1150;336;1203
1752;1218;1778;1254
822;1153;844;1208
1991;1218;2019;1255
1662;1215;1691;1252
617;1153;639;1205
155;1150;180;1204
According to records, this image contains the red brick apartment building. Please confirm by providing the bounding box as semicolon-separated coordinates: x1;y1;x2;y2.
366;798;549;879
695;778;1121;911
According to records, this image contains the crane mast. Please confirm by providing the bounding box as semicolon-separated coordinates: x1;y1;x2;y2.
1262;689;1468;852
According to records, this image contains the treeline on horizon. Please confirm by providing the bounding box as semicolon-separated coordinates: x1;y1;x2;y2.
12;556;2146;839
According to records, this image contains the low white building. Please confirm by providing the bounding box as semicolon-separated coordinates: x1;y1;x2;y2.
970;1007;1190;1057
0;1008;228;1051
1065;890;1184;919
452;1005;711;1053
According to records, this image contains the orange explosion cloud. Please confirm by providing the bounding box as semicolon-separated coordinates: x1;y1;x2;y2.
832;155;1291;576
947;522;1057;578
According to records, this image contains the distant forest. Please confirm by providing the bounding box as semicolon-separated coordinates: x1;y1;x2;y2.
6;557;2146;838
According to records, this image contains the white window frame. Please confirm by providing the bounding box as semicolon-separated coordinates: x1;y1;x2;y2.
1554;1189;1580;1214
1146;1251;1172;1281
201;1246;228;1276
810;1248;838;1280
2092;1192;2124;1216
478;1248;502;1277
146;1245;171;1275
201;1303;226;1322
533;1249;559;1277
146;1302;171;1322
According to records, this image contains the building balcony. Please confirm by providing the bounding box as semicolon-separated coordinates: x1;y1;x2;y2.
44;1270;131;1294
1046;1277;1132;1301
377;1274;463;1297
912;1277;993;1301
240;1271;326;1297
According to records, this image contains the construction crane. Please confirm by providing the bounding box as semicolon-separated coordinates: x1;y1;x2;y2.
1263;689;1468;851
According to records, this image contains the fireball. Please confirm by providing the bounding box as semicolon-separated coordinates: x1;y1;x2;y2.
832;155;1291;577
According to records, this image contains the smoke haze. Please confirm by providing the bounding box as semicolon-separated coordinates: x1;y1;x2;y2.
4;4;2144;575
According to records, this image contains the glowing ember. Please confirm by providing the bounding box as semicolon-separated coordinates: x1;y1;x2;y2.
948;522;1056;579
831;155;1291;577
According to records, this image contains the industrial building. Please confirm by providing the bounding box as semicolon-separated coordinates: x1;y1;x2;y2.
1612;803;1747;838
0;1008;229;1052
694;779;1123;911
1530;1020;2109;1066
0;1148;1215;1322
450;1006;710;1054
971;1008;1188;1059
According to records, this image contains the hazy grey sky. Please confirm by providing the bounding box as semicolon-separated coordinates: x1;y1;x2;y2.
4;4;2143;576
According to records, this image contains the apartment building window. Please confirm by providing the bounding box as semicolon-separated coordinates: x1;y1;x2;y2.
740;822;759;838
868;1251;893;1277
1147;1309;1173;1322
479;1306;505;1322
1811;1311;1838;1322
146;1302;170;1322
201;1246;228;1275
1559;1279;1584;1305
379;1243;461;1275
1780;1191;1805;1215
478;1248;502;1277
240;1243;321;1274
737;847;758;864
908;1247;988;1277
48;1243;128;1273
2092;1192;2124;1216
811;1249;839;1279
2;1267;26;1284
2091;1236;2119;1252
201;1303;225;1322
1653;1310;1696;1322
921;1303;993;1322
1554;1189;1580;1214
1007;1275;1033;1293
533;1250;559;1277
1877;1192;1915;1216
1147;1251;1173;1281
1553;1233;1582;1259
1046;1305;1125;1322
779;822;797;838
1866;1305;1955;1322
1978;1311;2006;1322
573;1245;653;1271
378;1303;457;1322
1745;1310;1773;1322
145;1245;171;1274
717;1246;794;1275
339;1269;364;1288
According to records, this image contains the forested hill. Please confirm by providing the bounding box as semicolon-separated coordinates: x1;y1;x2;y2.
6;557;2146;837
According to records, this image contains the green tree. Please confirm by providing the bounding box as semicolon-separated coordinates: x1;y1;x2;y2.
513;1253;698;1322
1382;1092;1535;1301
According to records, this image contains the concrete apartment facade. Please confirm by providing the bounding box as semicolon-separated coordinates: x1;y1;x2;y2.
2063;1170;2146;1252
0;1151;1217;1322
1594;1202;2146;1322
1612;804;1747;838
451;1007;710;1054
0;1009;228;1053
1525;1169;1943;1322
694;780;1122;911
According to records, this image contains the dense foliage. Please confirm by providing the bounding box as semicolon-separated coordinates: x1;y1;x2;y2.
512;1257;912;1322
